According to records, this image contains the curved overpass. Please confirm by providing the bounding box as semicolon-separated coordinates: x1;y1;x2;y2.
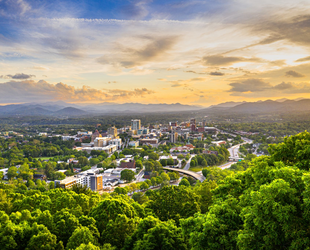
163;167;206;182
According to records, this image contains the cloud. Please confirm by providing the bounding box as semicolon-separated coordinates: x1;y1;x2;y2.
252;15;310;48
210;71;225;76
118;0;150;19
228;78;310;97
0;80;155;103
168;77;206;88
228;79;272;93
97;35;178;70
296;56;310;62
0;73;35;79
285;70;305;78
273;82;294;90
202;55;262;66
185;70;225;76
0;0;31;17
33;66;49;70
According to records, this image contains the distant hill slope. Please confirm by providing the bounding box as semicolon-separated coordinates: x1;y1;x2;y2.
53;107;87;116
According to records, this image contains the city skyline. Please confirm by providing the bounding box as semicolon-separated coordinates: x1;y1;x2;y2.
1;0;310;106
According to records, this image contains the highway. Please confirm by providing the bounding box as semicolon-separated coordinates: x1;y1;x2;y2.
183;155;194;170
219;136;253;169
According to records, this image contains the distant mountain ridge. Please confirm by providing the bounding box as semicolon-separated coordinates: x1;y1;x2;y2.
0;99;309;117
0;102;202;117
203;98;310;114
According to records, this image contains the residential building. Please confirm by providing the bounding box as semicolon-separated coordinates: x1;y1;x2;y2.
119;160;136;169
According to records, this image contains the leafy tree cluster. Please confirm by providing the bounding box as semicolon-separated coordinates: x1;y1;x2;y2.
190;146;229;167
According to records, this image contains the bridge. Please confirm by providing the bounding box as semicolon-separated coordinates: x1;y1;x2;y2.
163;167;206;182
228;157;244;162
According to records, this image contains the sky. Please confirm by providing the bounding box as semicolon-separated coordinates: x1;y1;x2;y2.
1;0;310;106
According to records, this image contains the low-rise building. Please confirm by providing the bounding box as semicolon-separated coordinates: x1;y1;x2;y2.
110;138;122;149
82;145;117;154
129;141;139;148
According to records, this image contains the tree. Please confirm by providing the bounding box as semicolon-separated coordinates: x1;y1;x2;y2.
89;198;139;234
121;169;135;182
132;192;148;204
148;152;159;161
145;186;200;223
190;160;196;167
167;158;174;165
139;182;149;191
66;226;98;250
78;156;89;167
7;166;18;179
160;159;167;166
125;217;187;250
168;172;179;181
75;243;101;250
26;231;58;250
102;214;140;249
53;210;81;246
135;160;143;169
54;172;66;180
145;179;152;186
179;178;190;187
160;172;170;182
150;177;157;187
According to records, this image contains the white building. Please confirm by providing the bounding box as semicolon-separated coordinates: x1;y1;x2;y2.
82;144;117;154
109;138;122;149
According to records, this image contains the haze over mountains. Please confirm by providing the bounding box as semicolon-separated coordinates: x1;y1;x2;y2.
0;98;309;117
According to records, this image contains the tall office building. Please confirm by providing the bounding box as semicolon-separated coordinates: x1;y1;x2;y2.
190;118;196;126
107;126;118;138
170;131;178;143
203;119;206;128
131;119;141;131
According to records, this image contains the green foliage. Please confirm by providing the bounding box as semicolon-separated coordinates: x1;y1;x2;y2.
145;186;200;223
3;131;310;249
121;169;136;182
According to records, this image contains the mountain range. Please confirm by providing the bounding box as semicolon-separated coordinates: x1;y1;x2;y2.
0;98;309;117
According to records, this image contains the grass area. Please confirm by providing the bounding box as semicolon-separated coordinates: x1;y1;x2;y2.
34;157;52;161
189;166;203;172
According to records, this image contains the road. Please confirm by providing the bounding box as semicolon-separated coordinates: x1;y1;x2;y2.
218;137;253;169
183;155;195;170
